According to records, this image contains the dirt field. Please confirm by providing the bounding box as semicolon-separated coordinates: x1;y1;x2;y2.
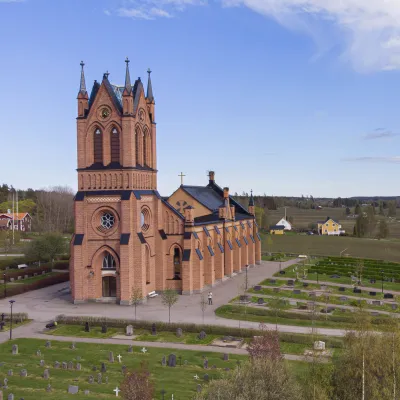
261;234;400;263
268;207;400;238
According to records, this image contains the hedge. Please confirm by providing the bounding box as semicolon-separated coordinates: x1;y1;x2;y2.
0;313;29;323
0;273;69;299
0;255;71;271
55;315;344;349
52;261;69;270
2;265;52;281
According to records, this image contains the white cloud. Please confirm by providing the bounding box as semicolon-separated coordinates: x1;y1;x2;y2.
220;0;400;72
150;7;173;18
363;128;399;140
342;156;400;163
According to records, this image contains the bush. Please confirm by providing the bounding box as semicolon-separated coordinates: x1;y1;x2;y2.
2;265;52;281
0;313;29;323
52;261;69;270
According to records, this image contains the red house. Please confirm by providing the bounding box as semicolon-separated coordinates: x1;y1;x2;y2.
0;213;32;232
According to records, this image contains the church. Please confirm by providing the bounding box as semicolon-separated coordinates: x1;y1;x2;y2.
70;59;261;305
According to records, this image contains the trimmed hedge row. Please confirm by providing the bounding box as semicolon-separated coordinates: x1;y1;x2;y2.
0;255;70;271
2;265;52;281
0;313;29;323
55;315;344;349
0;273;69;299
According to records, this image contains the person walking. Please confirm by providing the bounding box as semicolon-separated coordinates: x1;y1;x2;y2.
208;291;213;305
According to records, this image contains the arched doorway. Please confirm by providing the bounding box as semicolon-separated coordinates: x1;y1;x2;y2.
102;276;117;297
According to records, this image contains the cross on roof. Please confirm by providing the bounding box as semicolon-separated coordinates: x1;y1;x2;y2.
114;387;120;397
178;172;186;185
117;354;122;363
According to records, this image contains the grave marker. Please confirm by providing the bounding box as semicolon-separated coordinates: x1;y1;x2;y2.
68;385;79;394
126;325;133;336
168;354;176;367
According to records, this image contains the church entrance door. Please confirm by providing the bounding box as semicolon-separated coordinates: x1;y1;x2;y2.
102;276;117;297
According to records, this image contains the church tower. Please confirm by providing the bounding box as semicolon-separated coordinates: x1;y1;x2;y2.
70;60;163;305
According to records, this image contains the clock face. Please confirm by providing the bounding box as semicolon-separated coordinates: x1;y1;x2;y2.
101;108;110;119
176;200;188;214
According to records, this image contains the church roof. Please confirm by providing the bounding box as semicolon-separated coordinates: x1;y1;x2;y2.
181;185;223;212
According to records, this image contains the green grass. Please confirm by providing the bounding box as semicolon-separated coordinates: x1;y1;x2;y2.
45;325;124;339
0;319;31;332
7;272;62;286
134;331;220;346
0;338;247;399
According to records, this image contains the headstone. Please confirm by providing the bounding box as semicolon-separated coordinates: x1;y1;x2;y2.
339;296;348;301
369;292;377;296
293;289;301;295
353;288;362;294
70;342;76;350
62;362;67;370
203;358;208;369
101;363;107;373
43;369;50;379
392;304;398;310
127;345;133;353
371;312;380;316
7;395;13;400
24;275;28;279
88;376;94;384
303;282;309;287
197;384;202;392
372;300;381;306
101;324;107;334
92;366;97;371
224;367;230;371
370;279;376;284
338;287;346;292
254;285;262;291
109;351;114;363
168;354;176;367
68;361;74;370
184;360;188;365
3;378;7;388
97;373;102;384
36;350;41;357
176;328;183;338
12;345;18;355
68;385;79;394
161;356;166;366
7;369;12;377
39;360;45;367
273;287;280;293
384;293;394;299
198;331;207;340
46;384;52;392
151;323;156;336
289;300;297;306
76;363;82;371
121;365;127;374
126;325;134;336
287;280;294;286
309;292;316;298
314;341;326;351
203;374;209;382
223;353;229;361
45;341;51;348
54;361;60;369
257;298;264;305
76;356;81;361
279;270;286;275
211;365;216;369
85;322;90;332
84;390;90;395
105;376;109;384
17;275;21;280
10;278;14;282
270;280;276;285
20;369;27;377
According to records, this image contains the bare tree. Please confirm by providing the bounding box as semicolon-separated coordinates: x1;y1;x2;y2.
247;323;282;360
161;288;179;323
121;361;154;400
199;294;207;324
131;287;143;321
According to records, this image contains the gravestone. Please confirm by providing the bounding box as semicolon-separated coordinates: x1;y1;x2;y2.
224;367;230;371
126;325;133;336
293;289;301;294
76;363;81;371
92;366;97;371
254;285;262;291
12;345;18;355
7;395;13;400
43;369;50;379
10;278;14;282
101;324;107;334
46;384;52;392
392;304;398;310
309;292;316;298
20;369;27;377
198;331;207;340
303;282;309;287
370;279;376;284
289;300;297;306
24;275;28;279
371;312;380;316
257;298;264;305
7;370;12;376
211;365;216;369
161;356;166;366
151;323;156;336
203;374;209;382
70;342;76;350
68;385;79;394
88;376;94;384
353;288;362;294
384;293;394;299
168;354;176;367
68;361;74;370
338;287;346;292
279;270;285;275
339;296;348;301
287;280;294;286
36;350;41;357
369;292;377;296
128;345;133;353
97;373;102;384
184;360;188;365
223;353;229;361
203;358;208;369
105;376;108;384
84;390;90;395
39;360;45;367
54;361;60;369
76;356;81;361
109;351;114;363
45;341;51;348
372;300;381;306
314;341;326;351
62;362;67;370
273;288;280;293
122;365;127;374
239;295;250;303
197;384;202;392
101;363;107;373
85;322;90;332
3;378;7;389
176;328;183;338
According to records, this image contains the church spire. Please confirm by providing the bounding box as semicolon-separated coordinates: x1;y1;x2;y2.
249;190;254;207
124;57;132;94
78;61;87;96
146;68;154;103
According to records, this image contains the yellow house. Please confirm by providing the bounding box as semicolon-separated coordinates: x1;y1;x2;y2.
317;217;343;236
270;225;285;235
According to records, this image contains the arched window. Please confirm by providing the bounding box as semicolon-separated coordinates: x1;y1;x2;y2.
102;252;116;269
135;128;141;165
173;247;182;280
111;128;120;163
143;133;147;166
94;128;103;164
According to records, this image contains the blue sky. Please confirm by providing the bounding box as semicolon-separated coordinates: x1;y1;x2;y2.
1;0;400;197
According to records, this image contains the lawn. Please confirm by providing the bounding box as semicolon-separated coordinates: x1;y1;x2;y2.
0;338;247;399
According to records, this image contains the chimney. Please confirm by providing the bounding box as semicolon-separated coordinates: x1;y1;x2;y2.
184;206;195;226
223;187;229;199
209;171;215;184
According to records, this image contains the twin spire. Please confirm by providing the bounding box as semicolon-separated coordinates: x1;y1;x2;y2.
79;61;87;96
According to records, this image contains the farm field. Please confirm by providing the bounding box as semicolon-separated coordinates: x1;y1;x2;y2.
268;207;400;238
261;233;400;262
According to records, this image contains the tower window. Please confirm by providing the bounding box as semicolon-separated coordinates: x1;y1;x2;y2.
94;128;103;164
102;252;116;269
111;128;120;163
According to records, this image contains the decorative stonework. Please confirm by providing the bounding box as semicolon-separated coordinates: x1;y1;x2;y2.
87;197;121;203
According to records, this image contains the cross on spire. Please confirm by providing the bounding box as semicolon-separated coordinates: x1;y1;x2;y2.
178;172;186;186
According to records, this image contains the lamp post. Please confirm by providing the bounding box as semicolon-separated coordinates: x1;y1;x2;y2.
381;270;384;294
3;272;6;298
9;300;15;340
245;265;248;291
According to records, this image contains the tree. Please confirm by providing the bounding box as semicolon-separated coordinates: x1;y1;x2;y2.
194;357;302;400
121;361;154;400
378;219;389;239
26;233;67;265
199;294;207;324
355;203;361;215
131;287;142;321
379;201;385;216
388;201;397;217
268;295;285;330
247;324;282;360
161;288;179;323
302;351;332;400
345;207;351;215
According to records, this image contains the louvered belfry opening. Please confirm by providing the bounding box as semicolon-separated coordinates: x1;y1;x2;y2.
94;128;103;164
111;128;120;163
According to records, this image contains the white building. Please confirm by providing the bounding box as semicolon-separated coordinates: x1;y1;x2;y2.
275;218;292;231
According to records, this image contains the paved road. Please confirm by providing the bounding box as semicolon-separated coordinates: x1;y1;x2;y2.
0;259;347;336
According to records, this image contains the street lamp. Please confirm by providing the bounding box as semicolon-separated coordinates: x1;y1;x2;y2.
3;272;6;298
381;270;384;294
9;300;15;340
245;265;249;291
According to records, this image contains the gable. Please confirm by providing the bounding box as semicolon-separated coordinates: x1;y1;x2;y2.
168;187;211;218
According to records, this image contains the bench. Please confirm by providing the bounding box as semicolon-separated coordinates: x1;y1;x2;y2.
148;291;158;298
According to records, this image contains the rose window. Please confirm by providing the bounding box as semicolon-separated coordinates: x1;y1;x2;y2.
101;212;115;230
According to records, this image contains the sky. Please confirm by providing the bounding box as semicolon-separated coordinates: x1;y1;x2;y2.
1;0;400;198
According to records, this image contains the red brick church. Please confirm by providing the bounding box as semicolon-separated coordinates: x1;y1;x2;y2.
70;60;261;305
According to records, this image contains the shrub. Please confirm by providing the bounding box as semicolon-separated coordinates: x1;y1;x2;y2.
0;313;29;323
2;265;52;281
